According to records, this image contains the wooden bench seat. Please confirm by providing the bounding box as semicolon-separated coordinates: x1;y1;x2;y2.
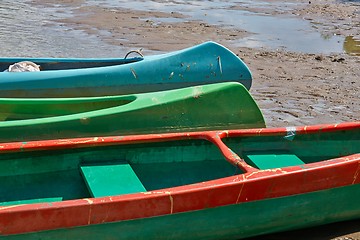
245;152;305;170
80;162;146;198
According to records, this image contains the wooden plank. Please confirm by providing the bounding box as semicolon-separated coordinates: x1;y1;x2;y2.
245;153;305;170
80;162;146;198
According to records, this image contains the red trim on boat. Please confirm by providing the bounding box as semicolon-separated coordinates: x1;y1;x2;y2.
0;122;358;153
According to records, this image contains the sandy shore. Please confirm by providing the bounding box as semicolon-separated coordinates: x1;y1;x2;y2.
31;0;360;128
30;0;359;238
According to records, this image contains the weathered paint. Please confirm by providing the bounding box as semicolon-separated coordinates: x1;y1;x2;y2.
0;121;356;153
0;41;252;98
2;184;360;240
0;122;358;238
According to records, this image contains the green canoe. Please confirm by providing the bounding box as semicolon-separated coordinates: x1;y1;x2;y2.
0;122;359;239
0;41;252;97
0;82;265;143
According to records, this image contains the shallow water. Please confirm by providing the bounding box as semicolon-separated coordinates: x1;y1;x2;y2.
0;0;120;57
83;0;346;54
0;0;356;57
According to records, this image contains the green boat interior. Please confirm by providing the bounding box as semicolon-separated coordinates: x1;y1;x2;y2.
0;97;136;121
0;57;143;72
0;127;358;206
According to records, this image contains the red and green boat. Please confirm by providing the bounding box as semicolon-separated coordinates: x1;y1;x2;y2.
0;121;359;239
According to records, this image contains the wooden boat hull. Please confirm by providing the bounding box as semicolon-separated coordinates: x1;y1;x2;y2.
0;122;359;239
0;82;265;142
0;42;252;97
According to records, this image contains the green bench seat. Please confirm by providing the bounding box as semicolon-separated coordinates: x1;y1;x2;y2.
80;162;146;198
245;152;305;170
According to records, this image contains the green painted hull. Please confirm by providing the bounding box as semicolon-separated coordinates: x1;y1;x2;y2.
0;41;252;97
0;122;358;238
3;184;360;240
0;82;265;142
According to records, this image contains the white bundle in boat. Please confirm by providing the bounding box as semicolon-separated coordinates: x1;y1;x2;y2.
7;61;40;72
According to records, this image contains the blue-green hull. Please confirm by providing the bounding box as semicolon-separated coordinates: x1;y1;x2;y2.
0;42;252;97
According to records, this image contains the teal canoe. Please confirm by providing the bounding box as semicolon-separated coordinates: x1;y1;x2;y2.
0;122;359;239
0;41;252;97
0;82;265;143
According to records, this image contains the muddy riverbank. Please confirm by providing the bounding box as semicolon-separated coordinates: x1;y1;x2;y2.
30;0;360;128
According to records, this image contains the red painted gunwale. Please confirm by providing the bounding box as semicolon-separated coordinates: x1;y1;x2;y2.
0;122;359;235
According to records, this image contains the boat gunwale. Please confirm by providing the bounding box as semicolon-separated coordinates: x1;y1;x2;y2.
0;41;237;74
0;121;357;152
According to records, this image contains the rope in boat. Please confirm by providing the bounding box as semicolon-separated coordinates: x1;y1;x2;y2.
124;49;144;59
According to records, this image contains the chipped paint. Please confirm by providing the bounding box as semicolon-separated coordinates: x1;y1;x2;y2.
0;204;26;210
217;56;223;75
192;86;204;99
143;191;172;195
88;206;92;225
303;125;308;133
168;192;174;214
112;136;125;141
169;72;174;79
284;127;296;141
151;97;159;104
236;183;245;204
245;168;288;179
353;163;360;184
55;138;98;146
84;198;94;204
130;68;137;79
80;117;90;125
20;142;27;152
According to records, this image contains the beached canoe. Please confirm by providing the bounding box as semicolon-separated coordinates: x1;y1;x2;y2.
0;82;265;143
0;41;252;98
0;122;359;239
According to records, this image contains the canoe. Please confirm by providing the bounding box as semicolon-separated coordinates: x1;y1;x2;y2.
0;82;265;143
0;41;252;98
0;122;359;239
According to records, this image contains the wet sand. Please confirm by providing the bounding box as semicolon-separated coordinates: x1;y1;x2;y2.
30;0;360;239
31;0;360;128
